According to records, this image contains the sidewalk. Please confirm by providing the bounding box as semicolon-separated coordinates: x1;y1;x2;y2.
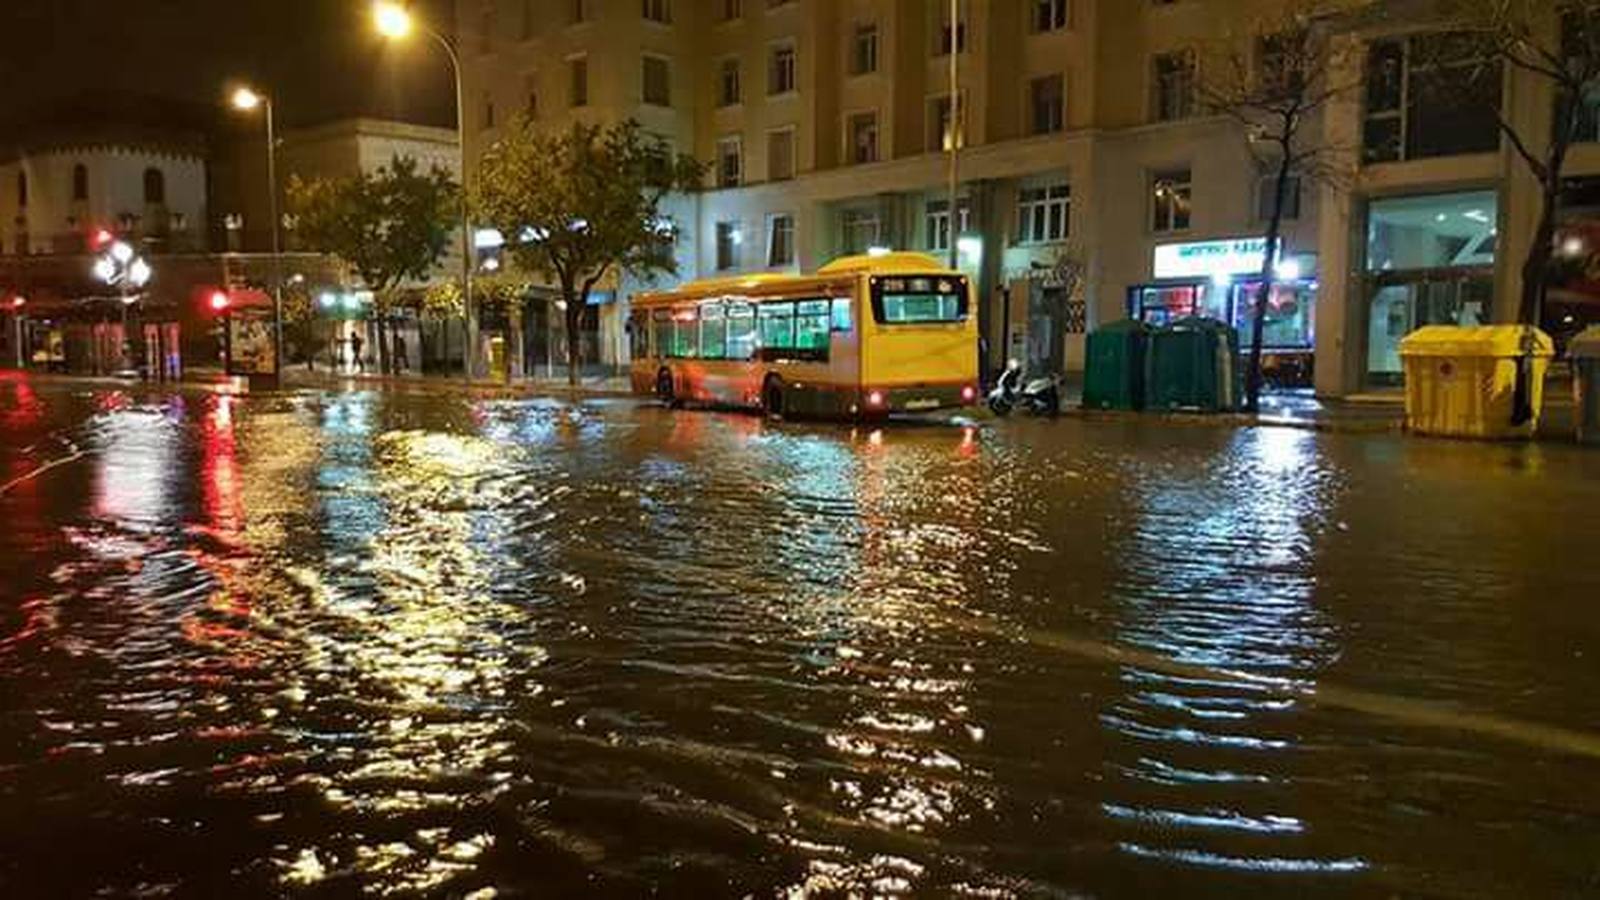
278;366;635;397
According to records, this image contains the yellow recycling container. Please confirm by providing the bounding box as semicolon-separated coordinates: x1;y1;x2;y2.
1398;325;1554;439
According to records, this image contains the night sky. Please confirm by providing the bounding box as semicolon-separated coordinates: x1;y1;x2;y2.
0;0;457;130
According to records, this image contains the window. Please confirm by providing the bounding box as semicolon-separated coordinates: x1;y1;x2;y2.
851;24;878;75
642;0;670;23
643;55;671;106
72;164;88;201
767;128;796;181
520;0;536;40
928;95;965;152
1152;49;1196;121
16;172;26;207
767;213;795;267
716;136;743;187
727;303;757;360
1151;169;1191;233
759;302;795;350
1030;74;1065;135
716;221;741;270
524;73;540;118
1017;182;1070;243
936;3;967;55
569;56;588;107
872;276;970;324
721;0;742;21
1256;172;1302;222
926;198;971;251
849;111;879;164
481;91;497;130
699;303;726;358
1366;190;1498;272
841;210;880;254
570;0;589;23
660;309;699;358
769;44;796;94
479;6;495;54
1032;0;1068;32
1362;35;1502;164
796;299;830;350
143;168;166;205
719;58;742;106
831;297;852;331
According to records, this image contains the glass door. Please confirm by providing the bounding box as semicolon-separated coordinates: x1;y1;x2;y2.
1364;272;1493;388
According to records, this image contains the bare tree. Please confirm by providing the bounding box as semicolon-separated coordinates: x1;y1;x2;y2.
1200;2;1360;411
1444;0;1600;327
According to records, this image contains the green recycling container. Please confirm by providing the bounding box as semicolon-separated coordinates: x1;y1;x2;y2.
1146;317;1241;413
1571;326;1600;445
1083;319;1150;410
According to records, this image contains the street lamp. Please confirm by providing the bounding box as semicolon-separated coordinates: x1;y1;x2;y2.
374;0;475;382
95;241;152;374
231;84;285;384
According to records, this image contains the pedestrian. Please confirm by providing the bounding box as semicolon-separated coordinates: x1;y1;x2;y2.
351;332;365;373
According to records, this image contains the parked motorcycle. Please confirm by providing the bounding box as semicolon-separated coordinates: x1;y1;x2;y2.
987;360;1061;417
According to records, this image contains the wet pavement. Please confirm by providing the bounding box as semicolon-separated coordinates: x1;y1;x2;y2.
2;374;1599;898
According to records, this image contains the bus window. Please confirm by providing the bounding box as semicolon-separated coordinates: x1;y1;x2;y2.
796;299;830;350
873;276;969;324
651;310;670;358
830;297;853;332
670;309;699;357
726;303;757;360
700;304;727;359
759;301;795;349
631;311;650;358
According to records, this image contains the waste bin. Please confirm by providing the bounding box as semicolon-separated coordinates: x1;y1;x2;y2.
1571;326;1600;445
1083;319;1149;410
1398;325;1554;439
1146;317;1240;412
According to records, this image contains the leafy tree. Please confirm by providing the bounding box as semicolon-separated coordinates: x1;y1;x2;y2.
1199;2;1359;411
474;119;705;385
1442;1;1600;327
287;156;457;374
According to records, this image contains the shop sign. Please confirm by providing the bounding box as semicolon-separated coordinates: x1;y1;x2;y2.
1154;237;1270;280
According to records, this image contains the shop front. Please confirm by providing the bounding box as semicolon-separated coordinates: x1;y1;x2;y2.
1361;190;1497;388
1130;237;1318;387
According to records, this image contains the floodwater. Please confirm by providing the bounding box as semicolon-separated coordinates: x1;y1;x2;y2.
2;375;1599;899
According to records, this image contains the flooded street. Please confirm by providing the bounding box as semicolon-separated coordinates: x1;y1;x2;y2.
2;376;1599;898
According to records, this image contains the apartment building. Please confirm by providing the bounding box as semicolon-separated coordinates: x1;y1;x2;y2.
461;0;1600;396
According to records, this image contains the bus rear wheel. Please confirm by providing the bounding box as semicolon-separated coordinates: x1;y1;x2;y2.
762;377;786;419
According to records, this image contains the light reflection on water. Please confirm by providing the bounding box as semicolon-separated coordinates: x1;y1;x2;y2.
2;384;1600;897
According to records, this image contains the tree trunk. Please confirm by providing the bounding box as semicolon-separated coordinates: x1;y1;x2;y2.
564;289;585;387
1246;156;1294;414
1520;189;1558;327
376;318;391;375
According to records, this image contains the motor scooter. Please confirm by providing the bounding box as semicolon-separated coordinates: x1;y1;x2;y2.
987;359;1060;416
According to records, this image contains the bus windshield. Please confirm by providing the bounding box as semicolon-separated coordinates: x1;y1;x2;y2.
872;275;968;324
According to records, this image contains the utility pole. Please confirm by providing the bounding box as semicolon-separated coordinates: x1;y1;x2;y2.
947;0;960;271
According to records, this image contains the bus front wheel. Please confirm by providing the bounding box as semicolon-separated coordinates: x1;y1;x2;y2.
762;377;786;419
656;369;680;408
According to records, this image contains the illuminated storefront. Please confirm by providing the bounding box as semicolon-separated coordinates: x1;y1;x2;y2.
1129;237;1318;386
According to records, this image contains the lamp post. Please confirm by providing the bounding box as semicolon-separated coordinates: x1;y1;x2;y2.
9;296;24;369
93;241;152;374
231;85;285;385
374;1;475;383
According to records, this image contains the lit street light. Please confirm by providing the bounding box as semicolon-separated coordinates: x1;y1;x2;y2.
230;84;285;383
374;0;475;383
94;240;152;374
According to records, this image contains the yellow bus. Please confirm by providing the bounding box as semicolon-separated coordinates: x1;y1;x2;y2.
628;252;980;418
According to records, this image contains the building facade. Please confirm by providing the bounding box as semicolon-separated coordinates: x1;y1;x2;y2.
455;0;1600;395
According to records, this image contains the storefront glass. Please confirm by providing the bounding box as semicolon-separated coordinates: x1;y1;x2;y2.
1231;282;1315;350
1549;178;1600;351
1364;190;1498;386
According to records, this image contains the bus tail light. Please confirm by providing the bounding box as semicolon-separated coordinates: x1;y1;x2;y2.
961;385;977;403
866;390;885;408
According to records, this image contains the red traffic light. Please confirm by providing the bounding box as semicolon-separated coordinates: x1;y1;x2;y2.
209;291;231;312
91;228;114;249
